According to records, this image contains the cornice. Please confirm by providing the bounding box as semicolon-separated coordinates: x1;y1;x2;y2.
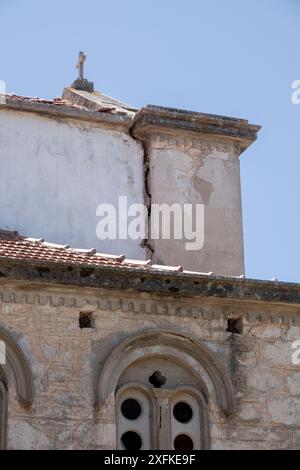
0;99;132;132
0;257;299;308
132;105;261;154
0;281;299;326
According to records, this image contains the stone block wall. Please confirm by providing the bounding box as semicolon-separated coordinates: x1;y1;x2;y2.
0;282;299;449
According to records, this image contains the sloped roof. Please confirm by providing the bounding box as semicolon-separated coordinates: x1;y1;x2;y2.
0;230;184;273
0;230;299;309
1;88;136;118
62;87;137;115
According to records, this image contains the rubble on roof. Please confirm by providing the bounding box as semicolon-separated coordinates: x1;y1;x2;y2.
2;90;136;118
62;86;137;117
0;52;137;119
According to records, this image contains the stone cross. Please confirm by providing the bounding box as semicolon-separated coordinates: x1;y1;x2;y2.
76;51;86;81
71;51;94;92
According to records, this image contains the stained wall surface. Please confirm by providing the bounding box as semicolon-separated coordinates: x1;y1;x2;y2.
0;110;145;259
0;281;299;449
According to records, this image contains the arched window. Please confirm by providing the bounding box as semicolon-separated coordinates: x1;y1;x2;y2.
0;326;34;449
96;329;234;450
0;327;33;407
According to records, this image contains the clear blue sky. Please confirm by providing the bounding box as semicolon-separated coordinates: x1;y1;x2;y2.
1;0;299;282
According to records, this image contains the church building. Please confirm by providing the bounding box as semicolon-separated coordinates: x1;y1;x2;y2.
0;53;299;450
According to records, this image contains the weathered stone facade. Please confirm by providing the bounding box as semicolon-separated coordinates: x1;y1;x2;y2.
0;260;299;449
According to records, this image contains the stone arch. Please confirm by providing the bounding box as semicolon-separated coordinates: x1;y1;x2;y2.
95;329;234;415
0;326;34;407
0;377;7;449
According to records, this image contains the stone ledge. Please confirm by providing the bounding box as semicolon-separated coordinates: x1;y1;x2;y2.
0;283;300;325
132;105;261;153
0;99;132;131
0;257;299;307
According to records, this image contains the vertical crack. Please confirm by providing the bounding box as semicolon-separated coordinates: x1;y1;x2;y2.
129;125;154;260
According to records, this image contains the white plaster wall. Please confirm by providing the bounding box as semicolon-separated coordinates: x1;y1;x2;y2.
148;140;245;276
0;110;146;259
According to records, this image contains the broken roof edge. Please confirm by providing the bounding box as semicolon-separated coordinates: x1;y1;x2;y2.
0;93;134;131
62;87;138;113
0;90;261;152
132;104;261;154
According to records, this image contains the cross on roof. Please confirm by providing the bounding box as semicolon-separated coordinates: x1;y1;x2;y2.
76;51;86;81
71;51;94;92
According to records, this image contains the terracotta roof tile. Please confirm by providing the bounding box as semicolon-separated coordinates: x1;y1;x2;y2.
0;230;225;277
0;230;164;271
5;94;81;109
0;230;288;285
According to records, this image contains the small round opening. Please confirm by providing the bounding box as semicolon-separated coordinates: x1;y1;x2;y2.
121;431;142;450
174;434;194;450
173;401;193;423
121;398;142;420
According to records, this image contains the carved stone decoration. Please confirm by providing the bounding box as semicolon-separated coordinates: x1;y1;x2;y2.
95;329;234;416
146;132;239;157
0;326;34;407
0;288;299;326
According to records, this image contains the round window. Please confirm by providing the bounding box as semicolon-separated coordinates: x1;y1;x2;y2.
121;398;142;420
173;401;193;423
121;431;142;450
174;433;194;450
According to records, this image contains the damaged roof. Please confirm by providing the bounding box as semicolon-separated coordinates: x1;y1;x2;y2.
0;85;260;148
62;87;137;116
1;87;136;118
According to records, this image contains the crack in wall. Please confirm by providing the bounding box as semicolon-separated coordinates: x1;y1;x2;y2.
129;125;154;260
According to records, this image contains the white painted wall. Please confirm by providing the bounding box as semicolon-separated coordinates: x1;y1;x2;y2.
148;138;245;276
0;110;146;259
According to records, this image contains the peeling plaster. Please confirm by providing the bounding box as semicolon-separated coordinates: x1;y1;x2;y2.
192;174;214;205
